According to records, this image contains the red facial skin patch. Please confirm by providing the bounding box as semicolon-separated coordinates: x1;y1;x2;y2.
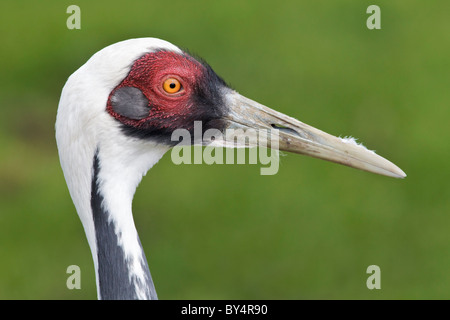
107;51;207;129
106;50;228;144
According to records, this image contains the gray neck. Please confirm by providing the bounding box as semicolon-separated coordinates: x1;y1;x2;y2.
91;152;158;300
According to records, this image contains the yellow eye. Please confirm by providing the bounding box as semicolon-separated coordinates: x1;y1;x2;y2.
163;78;182;94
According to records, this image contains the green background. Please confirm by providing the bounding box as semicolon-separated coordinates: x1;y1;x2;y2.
0;0;448;299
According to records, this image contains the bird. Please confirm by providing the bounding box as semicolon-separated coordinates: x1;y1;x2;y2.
55;38;405;300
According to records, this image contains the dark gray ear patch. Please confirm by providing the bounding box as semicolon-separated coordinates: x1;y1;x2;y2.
110;86;150;120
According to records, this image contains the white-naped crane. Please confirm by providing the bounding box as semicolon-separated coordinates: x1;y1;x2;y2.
55;38;405;300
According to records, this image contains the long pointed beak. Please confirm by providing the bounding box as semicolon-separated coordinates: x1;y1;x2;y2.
220;91;406;178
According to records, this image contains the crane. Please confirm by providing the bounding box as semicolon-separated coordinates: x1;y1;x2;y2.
55;38;405;300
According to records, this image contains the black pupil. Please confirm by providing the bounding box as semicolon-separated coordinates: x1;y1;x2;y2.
169;82;176;89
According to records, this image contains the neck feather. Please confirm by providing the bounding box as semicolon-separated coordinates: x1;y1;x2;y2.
91;151;157;299
87;136;169;299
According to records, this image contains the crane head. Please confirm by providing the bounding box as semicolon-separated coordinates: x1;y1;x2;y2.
57;38;405;204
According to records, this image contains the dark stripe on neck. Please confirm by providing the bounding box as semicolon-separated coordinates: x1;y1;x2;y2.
91;150;157;300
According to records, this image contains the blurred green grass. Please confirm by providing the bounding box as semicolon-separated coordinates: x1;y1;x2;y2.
0;0;449;299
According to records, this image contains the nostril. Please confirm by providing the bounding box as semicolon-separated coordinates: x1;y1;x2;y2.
271;123;287;129
271;124;302;138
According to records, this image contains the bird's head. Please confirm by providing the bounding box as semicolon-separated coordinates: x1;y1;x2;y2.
57;37;405;191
